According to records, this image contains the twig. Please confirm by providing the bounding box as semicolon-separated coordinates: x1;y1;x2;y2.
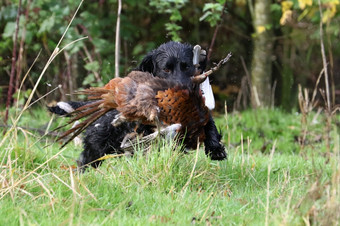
235;56;252;109
240;56;252;88
27;85;62;109
318;0;331;112
77;24;102;64
0;124;61;137
14;0;31;104
191;52;232;83
271;80;277;109
311;67;326;108
207;1;227;61
115;0;122;78
318;0;332;154
4;0;22;126
81;43;101;83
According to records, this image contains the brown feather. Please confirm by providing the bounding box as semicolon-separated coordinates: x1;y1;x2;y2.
58;108;110;148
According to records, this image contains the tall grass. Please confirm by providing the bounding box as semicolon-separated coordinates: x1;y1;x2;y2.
0;107;338;225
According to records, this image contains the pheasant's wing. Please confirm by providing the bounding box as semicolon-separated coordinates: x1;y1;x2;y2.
56;77;126;147
56;72;159;148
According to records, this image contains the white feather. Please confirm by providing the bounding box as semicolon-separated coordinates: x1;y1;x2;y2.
200;77;215;110
71;121;82;146
57;101;75;113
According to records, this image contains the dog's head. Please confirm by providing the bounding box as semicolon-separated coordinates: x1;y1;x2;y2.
138;41;207;87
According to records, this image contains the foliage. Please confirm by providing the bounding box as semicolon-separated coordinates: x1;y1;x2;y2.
149;0;188;41
280;0;339;25
1;0;340;109
200;0;226;27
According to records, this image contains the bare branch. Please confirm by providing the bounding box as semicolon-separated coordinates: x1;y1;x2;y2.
207;1;227;61
4;0;22;126
318;0;331;112
115;0;122;78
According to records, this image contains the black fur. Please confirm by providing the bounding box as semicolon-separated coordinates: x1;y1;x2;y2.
49;41;226;170
48;101;85;115
138;42;203;87
78;110;154;168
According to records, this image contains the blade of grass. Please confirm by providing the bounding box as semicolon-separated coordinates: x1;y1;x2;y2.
265;140;276;226
0;148;66;200
181;141;200;194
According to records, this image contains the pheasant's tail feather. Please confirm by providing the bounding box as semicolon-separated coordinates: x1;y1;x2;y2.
58;108;110;148
74;88;112;100
55;97;110;147
55;83;120;148
62;100;105;125
72;100;104;112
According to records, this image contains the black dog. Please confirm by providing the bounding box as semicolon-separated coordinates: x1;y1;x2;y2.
49;41;227;169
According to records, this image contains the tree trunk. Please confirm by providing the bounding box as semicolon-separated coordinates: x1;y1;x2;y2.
250;0;273;108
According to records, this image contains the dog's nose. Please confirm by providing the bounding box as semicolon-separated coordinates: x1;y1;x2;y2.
172;75;191;86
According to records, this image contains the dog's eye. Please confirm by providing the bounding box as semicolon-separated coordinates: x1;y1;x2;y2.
163;68;171;73
180;62;189;71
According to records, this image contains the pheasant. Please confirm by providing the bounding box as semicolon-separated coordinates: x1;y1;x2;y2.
56;52;232;150
57;71;208;149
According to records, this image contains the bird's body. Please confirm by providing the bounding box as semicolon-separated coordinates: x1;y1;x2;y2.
59;71;210;149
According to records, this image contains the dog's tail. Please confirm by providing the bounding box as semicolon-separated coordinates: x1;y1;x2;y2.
48;101;89;116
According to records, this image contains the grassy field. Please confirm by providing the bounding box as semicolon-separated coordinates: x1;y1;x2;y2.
0;107;339;225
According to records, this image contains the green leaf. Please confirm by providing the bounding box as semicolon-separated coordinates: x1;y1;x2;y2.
170;9;182;22
203;3;222;12
199;11;212;22
132;44;144;55
38;15;55;35
82;73;95;86
84;61;100;72
3;22;16;38
270;4;281;13
165;23;182;32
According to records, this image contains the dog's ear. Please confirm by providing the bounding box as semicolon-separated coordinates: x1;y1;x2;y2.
138;51;155;73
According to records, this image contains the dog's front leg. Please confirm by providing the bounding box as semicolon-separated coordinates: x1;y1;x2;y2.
203;114;227;160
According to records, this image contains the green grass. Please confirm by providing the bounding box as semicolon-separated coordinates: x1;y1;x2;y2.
0;107;339;225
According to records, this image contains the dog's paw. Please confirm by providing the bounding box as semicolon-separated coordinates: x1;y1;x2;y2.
205;144;227;161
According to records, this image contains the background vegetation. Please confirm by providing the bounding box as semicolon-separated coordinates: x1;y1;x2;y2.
1;0;339;111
